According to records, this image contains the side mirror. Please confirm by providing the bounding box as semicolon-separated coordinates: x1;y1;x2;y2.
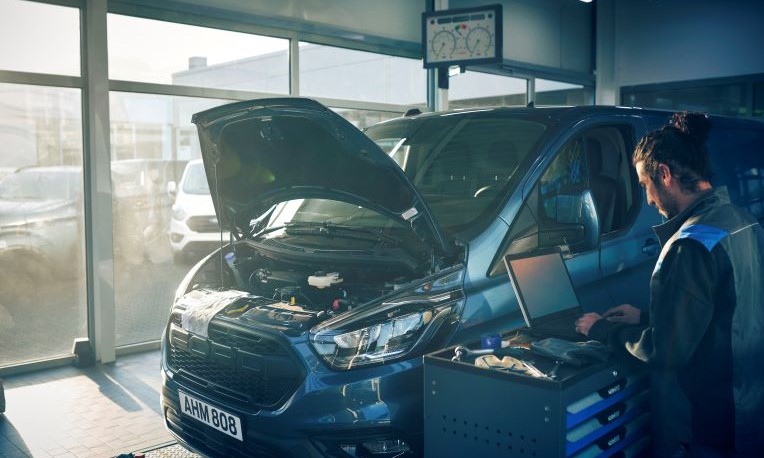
539;190;600;251
167;181;177;198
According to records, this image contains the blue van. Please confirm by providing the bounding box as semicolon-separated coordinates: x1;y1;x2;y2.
160;99;764;457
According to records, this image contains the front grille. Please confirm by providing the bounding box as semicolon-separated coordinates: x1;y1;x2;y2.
187;215;221;233
168;317;304;409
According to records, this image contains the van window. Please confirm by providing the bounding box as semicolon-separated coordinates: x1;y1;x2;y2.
582;126;635;234
491;124;636;275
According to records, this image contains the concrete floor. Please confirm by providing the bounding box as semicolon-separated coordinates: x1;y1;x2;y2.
0;350;199;458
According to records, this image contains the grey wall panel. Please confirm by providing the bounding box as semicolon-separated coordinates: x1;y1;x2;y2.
131;0;425;43
559;1;592;73
451;0;593;74
614;0;764;87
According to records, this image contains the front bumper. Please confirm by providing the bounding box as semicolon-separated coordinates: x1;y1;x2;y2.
160;338;424;458
168;217;228;255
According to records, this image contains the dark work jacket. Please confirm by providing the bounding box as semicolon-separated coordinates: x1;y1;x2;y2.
590;187;764;455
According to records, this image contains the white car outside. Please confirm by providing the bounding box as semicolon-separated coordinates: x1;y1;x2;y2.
168;159;228;263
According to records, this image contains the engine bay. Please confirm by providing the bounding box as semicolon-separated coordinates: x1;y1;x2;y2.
187;241;428;317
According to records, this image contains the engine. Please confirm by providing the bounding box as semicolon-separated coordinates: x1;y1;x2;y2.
188;242;421;316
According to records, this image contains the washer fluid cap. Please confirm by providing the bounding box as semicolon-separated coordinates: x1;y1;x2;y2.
308;272;343;289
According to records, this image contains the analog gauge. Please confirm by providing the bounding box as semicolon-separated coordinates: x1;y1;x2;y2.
465;26;493;57
431;30;457;60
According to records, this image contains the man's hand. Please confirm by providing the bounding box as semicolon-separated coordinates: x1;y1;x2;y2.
602;304;641;325
575;312;601;336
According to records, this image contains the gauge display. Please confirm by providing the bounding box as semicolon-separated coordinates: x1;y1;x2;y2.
422;4;502;68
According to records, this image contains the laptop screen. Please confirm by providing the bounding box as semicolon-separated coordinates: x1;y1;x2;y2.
504;251;580;325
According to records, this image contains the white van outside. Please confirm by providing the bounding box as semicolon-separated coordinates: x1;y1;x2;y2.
168;159;228;263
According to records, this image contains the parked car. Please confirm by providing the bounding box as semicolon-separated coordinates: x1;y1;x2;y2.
160;98;764;458
0;165;83;277
168;158;229;263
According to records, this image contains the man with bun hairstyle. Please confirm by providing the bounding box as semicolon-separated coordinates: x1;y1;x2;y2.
576;112;764;457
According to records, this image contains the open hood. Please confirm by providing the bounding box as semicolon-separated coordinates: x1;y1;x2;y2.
192;98;450;255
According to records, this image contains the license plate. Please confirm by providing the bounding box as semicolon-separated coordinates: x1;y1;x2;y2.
178;391;243;441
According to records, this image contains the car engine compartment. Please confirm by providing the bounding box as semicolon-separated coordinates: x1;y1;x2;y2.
186;240;430;318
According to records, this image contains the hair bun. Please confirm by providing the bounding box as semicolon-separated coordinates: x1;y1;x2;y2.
669;111;711;145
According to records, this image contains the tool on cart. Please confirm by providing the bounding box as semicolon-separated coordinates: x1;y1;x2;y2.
453;337;610;380
452;344;557;378
451;344;530;362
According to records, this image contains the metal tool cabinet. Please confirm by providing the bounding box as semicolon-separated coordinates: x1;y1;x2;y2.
423;345;651;458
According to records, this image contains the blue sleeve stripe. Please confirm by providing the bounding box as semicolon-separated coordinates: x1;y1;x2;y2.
677;224;729;251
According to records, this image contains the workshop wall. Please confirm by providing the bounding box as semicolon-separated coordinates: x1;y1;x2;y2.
612;0;764;87
113;0;426;52
449;0;594;75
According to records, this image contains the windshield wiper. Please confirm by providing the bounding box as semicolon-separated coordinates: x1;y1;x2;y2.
281;221;402;245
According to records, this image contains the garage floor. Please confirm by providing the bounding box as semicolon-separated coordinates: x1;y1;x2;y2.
0;351;200;458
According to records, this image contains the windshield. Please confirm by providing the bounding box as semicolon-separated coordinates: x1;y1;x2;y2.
0;169;80;200
182;162;210;195
365;112;548;232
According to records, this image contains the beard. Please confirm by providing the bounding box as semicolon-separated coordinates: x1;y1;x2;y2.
654;179;681;219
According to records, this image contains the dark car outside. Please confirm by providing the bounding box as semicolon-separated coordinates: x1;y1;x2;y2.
0;165;84;278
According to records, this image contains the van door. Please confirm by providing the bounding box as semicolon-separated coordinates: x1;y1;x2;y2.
599;121;662;312
493;119;659;313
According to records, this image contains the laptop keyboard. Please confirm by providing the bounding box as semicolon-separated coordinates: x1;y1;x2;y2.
533;316;587;341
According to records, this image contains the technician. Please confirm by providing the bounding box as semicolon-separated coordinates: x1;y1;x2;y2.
575;112;764;457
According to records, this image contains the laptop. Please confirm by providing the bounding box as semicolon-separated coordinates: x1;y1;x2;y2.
503;249;588;341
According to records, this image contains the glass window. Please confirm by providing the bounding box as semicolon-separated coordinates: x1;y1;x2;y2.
109;92;230;347
449;71;526;108
299;42;427;105
499;137;593;262
498;125;636;266
535;78;593;106
0;0;80;76
622;83;749;117
108;14;289;93
365;114;548;232
0;83;86;367
331;107;404;130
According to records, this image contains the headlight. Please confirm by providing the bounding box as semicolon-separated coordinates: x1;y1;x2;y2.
310;266;465;370
172;205;186;221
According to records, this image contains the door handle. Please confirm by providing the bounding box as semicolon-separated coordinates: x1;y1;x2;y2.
642;239;659;256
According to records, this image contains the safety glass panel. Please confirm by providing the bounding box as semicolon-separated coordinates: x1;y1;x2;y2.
299;42;427;105
0;83;85;367
0;0;80;76
449;71;526;108
109;92;230;347
535;78;593;106
622;83;749;118
330;107;404;130
108;14;289;93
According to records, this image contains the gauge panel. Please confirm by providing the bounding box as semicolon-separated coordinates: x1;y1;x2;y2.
422;4;502;69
